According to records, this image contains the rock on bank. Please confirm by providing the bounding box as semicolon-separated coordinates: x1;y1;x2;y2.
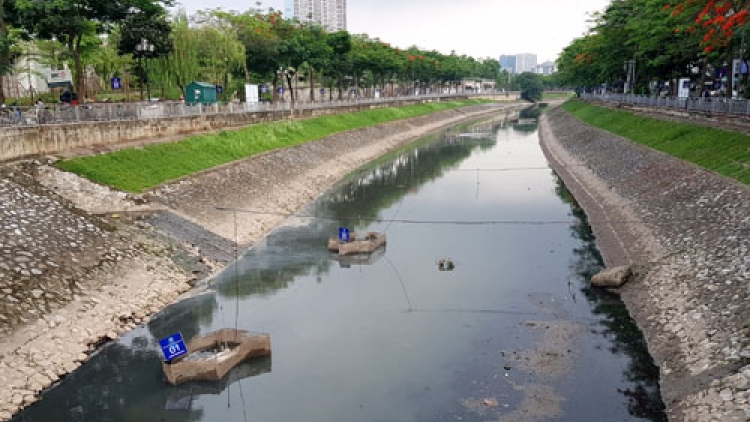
540;106;750;422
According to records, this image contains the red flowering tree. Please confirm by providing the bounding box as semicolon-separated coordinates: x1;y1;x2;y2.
666;0;750;95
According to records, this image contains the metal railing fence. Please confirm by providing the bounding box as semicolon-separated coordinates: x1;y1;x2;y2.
582;93;750;117
0;92;519;128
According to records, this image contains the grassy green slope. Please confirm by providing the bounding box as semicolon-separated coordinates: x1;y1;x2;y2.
57;100;488;193
562;99;750;184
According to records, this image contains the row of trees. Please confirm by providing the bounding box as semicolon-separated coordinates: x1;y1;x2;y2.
0;1;512;105
556;0;750;97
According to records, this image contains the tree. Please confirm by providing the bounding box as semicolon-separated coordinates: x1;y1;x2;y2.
322;30;351;99
666;0;750;95
0;0;21;104
216;10;284;94
557;0;703;95
15;0;173;99
516;72;544;101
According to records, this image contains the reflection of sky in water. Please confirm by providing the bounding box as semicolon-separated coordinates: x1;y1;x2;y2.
404;128;566;220
14;118;665;422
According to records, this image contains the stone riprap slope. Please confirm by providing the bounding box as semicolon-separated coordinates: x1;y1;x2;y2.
0;164;196;421
541;107;750;422
0;164;125;332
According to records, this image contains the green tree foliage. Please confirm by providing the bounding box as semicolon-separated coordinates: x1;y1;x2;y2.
321;30;352;98
14;0;172;99
516;72;544;102
0;0;21;104
4;2;509;103
556;0;750;97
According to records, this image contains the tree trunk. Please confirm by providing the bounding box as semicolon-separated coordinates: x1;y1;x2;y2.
0;0;6;105
727;43;735;98
285;73;294;106
272;74;278;102
309;67;315;101
73;35;86;100
698;57;708;98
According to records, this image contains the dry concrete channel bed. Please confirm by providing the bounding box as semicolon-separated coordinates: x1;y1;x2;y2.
0;100;748;422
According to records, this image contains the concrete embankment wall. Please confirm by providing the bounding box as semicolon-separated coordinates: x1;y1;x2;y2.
0;96;523;163
540;107;750;422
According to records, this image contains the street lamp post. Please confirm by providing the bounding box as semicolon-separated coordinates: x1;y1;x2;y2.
136;38;155;102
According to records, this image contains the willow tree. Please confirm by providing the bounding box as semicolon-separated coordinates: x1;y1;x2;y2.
194;23;246;100
165;14;200;98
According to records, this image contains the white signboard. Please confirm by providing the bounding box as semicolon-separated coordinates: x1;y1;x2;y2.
678;78;690;98
245;84;259;103
47;69;73;88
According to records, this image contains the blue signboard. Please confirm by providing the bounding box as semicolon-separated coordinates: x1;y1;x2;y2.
261;85;268;94
216;85;223;94
339;227;350;242
110;77;122;90
159;333;188;362
278;87;285;94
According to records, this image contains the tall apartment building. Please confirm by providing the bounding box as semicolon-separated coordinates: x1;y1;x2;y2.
515;53;538;74
499;55;516;74
535;61;557;75
284;0;347;32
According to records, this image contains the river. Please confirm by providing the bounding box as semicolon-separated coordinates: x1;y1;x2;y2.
14;112;666;422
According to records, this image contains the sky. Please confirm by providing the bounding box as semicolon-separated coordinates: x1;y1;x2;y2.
173;0;612;63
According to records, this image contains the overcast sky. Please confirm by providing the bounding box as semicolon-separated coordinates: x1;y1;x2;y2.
173;0;611;62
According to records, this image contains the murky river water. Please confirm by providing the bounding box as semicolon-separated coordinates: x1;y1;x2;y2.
14;114;666;422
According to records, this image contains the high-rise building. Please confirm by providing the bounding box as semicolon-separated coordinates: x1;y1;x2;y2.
284;0;294;18
515;53;538;74
535;61;557;75
286;0;347;32
499;55;516;74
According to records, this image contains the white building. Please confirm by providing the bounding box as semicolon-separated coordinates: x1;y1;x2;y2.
515;53;537;74
1;47;52;100
286;0;347;31
535;61;557;75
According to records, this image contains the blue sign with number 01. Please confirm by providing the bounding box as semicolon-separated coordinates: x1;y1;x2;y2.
159;333;188;361
110;77;122;90
339;227;350;242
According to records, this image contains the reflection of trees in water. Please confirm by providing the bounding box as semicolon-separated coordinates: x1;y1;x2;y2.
324;128;495;223
519;107;541;119
13;341;204;422
13;339;271;422
216;119;503;300
215;222;336;297
554;175;667;421
512;123;538;133
147;293;219;342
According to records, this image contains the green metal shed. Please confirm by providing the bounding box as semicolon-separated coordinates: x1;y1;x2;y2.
186;82;218;105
